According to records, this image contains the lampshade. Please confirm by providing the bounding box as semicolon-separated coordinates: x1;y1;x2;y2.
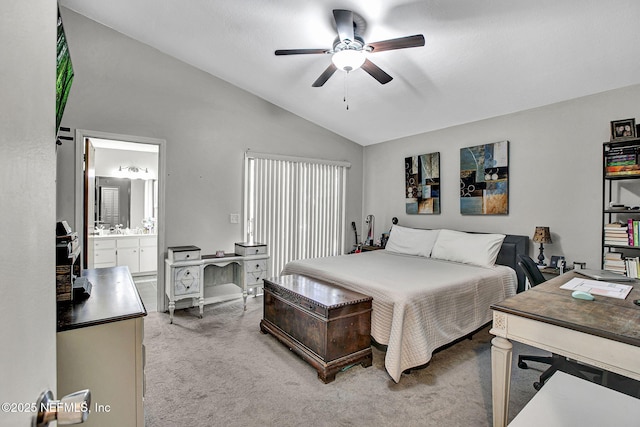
532;226;552;244
332;49;366;72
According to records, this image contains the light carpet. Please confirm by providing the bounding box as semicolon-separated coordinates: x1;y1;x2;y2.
143;297;544;426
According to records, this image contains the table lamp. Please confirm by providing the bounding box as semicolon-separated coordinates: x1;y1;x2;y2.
532;226;552;266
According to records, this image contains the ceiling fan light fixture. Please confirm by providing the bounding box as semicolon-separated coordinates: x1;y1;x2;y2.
331;49;365;72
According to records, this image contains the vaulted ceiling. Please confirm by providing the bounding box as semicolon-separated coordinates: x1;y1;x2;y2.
59;0;640;146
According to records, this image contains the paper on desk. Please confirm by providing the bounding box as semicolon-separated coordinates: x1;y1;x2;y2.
560;277;633;299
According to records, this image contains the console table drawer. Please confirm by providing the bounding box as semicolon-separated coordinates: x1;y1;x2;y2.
247;270;267;285
168;245;201;262
173;266;200;296
245;259;267;274
235;242;267;256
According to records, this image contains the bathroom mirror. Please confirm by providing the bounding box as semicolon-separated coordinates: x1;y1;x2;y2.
95;177;156;230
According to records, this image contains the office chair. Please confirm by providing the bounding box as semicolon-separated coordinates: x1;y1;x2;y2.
516;254;602;390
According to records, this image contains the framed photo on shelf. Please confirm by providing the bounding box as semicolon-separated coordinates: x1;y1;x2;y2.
610;118;636;140
549;255;565;269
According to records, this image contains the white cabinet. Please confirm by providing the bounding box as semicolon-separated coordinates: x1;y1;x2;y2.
91;235;157;274
93;238;117;269
139;236;157;273
117;238;140;273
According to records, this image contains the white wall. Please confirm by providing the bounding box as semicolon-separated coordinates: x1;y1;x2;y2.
94;147;158;179
56;8;364;257
364;84;640;269
0;1;57;424
56;7;640;274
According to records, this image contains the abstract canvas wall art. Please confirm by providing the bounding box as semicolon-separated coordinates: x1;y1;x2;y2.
405;152;440;214
460;141;509;215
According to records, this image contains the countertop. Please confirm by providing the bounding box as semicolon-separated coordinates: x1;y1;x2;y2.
57;266;147;332
89;233;157;239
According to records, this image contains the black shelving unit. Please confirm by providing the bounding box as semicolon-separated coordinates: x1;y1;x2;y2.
602;138;640;272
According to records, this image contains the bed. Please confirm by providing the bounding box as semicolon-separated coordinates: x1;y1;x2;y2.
281;226;529;382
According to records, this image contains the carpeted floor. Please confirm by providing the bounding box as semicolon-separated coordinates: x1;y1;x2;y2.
143;297;547;426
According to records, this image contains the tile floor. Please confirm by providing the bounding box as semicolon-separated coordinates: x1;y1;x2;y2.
133;274;157;312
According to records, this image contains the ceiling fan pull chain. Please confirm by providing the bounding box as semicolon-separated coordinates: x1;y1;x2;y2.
344;71;349;110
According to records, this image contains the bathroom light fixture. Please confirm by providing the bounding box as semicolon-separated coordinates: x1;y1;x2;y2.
119;165;148;174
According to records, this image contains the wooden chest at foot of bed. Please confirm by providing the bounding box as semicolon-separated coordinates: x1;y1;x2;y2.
260;274;373;383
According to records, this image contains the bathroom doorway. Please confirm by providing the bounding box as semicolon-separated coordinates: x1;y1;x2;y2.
75;130;166;312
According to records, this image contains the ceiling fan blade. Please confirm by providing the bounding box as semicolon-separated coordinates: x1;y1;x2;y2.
333;9;354;42
361;59;393;85
312;63;337;87
367;34;425;52
275;48;329;56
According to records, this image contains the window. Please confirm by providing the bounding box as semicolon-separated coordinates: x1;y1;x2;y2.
244;152;350;275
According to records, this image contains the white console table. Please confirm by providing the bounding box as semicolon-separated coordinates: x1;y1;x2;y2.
165;243;268;323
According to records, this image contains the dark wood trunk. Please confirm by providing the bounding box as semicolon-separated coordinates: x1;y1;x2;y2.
260;274;373;383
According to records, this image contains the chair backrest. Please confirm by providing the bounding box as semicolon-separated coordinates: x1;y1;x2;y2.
517;254;547;287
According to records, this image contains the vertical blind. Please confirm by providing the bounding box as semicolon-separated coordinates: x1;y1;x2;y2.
244;152;350;276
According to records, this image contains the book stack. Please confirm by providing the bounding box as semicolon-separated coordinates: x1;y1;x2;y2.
605;143;640;177
625;257;640;278
627;219;640;246
604;222;629;246
604;252;626;274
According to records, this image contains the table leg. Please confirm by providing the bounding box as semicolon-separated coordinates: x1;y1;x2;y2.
491;336;513;427
168;300;175;324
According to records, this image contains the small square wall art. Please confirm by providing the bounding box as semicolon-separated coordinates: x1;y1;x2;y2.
405;152;440;214
460;141;509;215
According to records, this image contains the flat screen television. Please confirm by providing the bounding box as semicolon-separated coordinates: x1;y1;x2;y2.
56;7;74;132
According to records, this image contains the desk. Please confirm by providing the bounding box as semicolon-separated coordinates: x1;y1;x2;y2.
509;371;640;426
490;271;640;427
165;249;269;323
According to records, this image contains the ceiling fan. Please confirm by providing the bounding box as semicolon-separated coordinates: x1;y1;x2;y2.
275;9;425;87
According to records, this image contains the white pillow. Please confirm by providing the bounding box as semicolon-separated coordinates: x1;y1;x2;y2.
384;225;440;257
430;229;506;267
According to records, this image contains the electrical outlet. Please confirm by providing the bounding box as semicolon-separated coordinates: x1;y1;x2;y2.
230;213;240;224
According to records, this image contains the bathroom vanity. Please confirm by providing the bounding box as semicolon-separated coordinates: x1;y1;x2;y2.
88;233;157;274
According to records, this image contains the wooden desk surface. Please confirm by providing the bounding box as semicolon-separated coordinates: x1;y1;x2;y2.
491;271;640;347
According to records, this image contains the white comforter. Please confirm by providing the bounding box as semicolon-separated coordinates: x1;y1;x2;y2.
282;250;517;382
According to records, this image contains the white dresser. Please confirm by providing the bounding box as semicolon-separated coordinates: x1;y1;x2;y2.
57;266;146;427
165;243;269;323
